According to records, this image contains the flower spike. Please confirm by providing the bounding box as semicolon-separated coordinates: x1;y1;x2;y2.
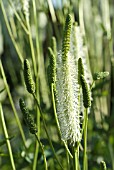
62;14;72;62
80;75;91;108
24;59;35;94
19;98;37;134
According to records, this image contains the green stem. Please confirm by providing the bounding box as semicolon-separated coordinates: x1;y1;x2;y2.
32;75;40;170
66;148;70;170
79;0;85;36
0;103;16;170
90;80;95;90
26;19;37;78
83;108;88;170
108;142;114;170
0;0;23;63
32;93;64;170
32;0;40;66
8;0;29;34
46;0;57;23
73;144;80;170
31;1;41;169
35;133;48;170
51;84;60;136
0;60;26;148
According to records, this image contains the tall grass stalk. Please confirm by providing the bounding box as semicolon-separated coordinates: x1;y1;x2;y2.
0;103;16;170
31;1;41;168
25;16;37;77
83;108;88;170
108;142;114;170
46;0;57;23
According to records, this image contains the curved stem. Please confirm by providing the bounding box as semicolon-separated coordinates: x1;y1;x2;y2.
83;108;88;170
0;60;26;148
0;103;16;170
32;93;64;170
8;0;29;34
51;83;73;159
35;133;48;170
26;19;37;78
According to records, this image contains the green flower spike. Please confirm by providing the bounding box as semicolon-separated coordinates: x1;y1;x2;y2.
100;161;107;170
19;98;37;134
78;57;84;85
48;47;56;84
51;37;57;57
80;75;91;108
62;14;72;62
24;59;35;94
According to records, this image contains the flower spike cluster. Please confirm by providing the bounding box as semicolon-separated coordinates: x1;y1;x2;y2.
48;14;92;145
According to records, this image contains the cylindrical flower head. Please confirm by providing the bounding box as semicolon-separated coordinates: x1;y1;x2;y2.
19;98;37;134
80;75;91;108
56;51;81;144
48;47;56;84
100;161;107;170
24;59;35;94
62;14;72;62
55;15;82;145
78;58;84;85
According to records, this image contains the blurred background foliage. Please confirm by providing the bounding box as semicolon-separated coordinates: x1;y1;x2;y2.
0;0;114;169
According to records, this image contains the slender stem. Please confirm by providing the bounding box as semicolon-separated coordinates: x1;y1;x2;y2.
32;0;40;65
8;0;29;34
90;80;95;90
0;60;26;148
108;142;114;170
73;143;80;170
73;147;77;170
51;84;60;136
46;0;57;23
32;75;40;170
66;148;70;170
32;93;64;170
31;1;41;169
33;99;40;170
26;19;37;78
51;83;73;159
0;0;23;63
83;108;88;170
79;0;85;36
35;133;48;170
0;103;16;170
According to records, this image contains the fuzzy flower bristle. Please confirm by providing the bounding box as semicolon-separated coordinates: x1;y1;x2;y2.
55;14;93;145
56;51;81;144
